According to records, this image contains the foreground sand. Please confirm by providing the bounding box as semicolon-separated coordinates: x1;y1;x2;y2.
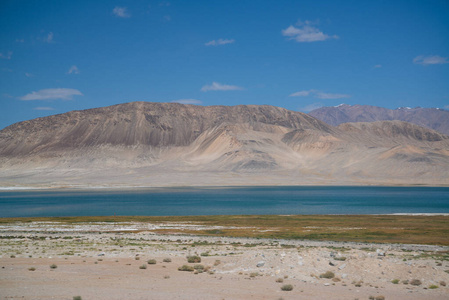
1;222;449;300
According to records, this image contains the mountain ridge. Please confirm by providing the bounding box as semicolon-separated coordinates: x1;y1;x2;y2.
1;102;448;187
309;104;449;135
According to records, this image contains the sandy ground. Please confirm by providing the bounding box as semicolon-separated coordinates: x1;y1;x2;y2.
1;222;449;300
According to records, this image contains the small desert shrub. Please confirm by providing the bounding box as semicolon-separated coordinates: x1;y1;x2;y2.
276;278;284;283
428;285;439;289
249;272;259;278
147;259;157;264
194;264;205;270
187;255;201;263
334;257;346;261
332;277;341;282
163;258;172;263
97;259;103;261
139;264;147;269
375;296;385;300
354;281;363;287
281;284;293;291
50;264;57;269
410;279;422;286
164;275;170;279
135;256;140;260
200;252;209;257
178;265;194;272
402;280;409;285
28;267;36;271
391;279;400;284
214;260;221;266
73;297;82;300
440;281;446;286
319;271;335;279
10;255;16;258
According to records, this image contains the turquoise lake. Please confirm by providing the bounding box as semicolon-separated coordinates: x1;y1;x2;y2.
1;186;449;217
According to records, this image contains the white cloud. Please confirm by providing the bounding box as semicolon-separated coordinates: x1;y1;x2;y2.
201;82;244;92
300;103;324;112
205;39;235;46
25;72;34;77
171;99;202;105
45;32;54;43
15;39;24;43
113;6;131;18
289;90;313;97
34;107;55;111
289;89;350;99
413;55;448;65
0;51;13;59
164;15;171;21
20;88;83;101
315;92;350;99
67;65;80;74
373;64;382;68
282;21;338;43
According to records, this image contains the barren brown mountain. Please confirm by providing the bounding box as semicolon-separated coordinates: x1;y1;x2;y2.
309;104;449;135
1;102;448;187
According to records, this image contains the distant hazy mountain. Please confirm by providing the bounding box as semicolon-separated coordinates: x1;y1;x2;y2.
1;102;448;187
309;104;449;135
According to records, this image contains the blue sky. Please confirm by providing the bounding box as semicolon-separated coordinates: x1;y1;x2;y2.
1;0;448;129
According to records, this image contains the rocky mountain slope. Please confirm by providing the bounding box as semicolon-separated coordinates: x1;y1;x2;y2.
1;102;448;187
309;104;449;135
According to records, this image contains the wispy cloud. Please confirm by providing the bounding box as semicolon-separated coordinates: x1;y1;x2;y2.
282;20;338;43
20;88;83;101
289;89;350;99
15;39;24;43
113;6;131;18
67;65;80;74
34;107;55;111
373;64;382;68
25;72;34;77
171;99;202;105
413;55;448;65
315;91;350;99
0;51;13;60
205;39;235;46
289;90;312;97
201;82;244;92
45;32;54;43
300;102;324;112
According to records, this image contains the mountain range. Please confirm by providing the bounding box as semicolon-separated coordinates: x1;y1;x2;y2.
309;104;449;135
1;102;448;188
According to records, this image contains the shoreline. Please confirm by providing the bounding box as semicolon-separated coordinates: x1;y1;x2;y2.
1;183;449;191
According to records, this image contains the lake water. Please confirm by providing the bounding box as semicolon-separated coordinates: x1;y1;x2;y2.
0;186;449;217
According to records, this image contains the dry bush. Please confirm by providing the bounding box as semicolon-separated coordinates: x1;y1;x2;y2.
319;271;335;279
281;284;293;291
187;255;201;263
410;279;422;286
